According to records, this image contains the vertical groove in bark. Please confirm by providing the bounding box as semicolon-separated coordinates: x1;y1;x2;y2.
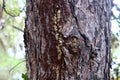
24;0;112;80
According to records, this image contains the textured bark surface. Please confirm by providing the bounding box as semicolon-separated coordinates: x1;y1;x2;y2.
24;0;112;80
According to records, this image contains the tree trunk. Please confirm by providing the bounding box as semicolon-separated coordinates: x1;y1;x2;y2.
24;0;112;80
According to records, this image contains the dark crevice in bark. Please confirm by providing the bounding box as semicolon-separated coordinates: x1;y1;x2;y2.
68;0;91;50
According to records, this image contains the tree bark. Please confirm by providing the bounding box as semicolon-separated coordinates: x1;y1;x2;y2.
24;0;112;80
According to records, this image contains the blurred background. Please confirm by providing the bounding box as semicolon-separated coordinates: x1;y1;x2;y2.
0;0;120;80
0;0;26;80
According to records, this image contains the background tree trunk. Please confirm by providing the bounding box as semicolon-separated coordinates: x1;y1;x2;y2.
24;0;112;80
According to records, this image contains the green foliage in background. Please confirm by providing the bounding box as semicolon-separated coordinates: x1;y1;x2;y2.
0;0;26;80
110;1;120;79
22;73;28;80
